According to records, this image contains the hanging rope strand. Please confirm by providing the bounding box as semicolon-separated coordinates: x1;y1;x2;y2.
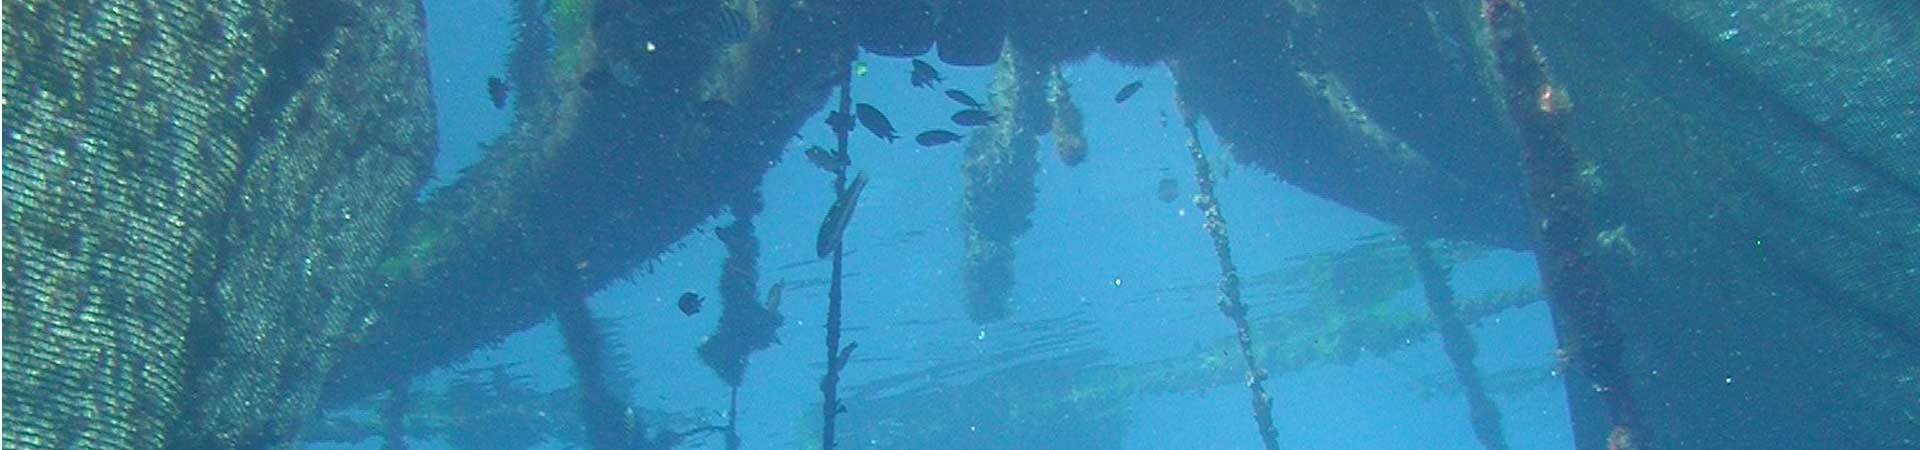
819;58;857;450
1406;234;1511;450
1177;92;1282;450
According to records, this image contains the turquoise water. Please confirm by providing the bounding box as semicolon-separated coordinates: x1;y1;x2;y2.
316;4;1574;448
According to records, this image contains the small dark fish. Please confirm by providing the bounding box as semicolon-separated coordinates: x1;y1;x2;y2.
854;103;899;143
486;77;510;109
944;89;983;108
1158;110;1168;128
804;145;847;174
677;292;704;316
910;59;943;88
816;172;871;258
1157;177;1179;203
950;109;996;127
1115;80;1145;103
915;130;963;146
826;111;855;135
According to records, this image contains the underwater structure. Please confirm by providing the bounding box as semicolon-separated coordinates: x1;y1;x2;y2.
958;43;1050;323
5;1;1917;450
1172;87;1282;449
4;1;438;449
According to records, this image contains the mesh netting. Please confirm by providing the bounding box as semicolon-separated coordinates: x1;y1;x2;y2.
3;1;436;449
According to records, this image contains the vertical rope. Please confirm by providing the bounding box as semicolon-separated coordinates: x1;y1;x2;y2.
1406;234;1510;450
1480;2;1646;449
819;59;857;450
724;386;741;450
555;296;636;450
1176;92;1282;450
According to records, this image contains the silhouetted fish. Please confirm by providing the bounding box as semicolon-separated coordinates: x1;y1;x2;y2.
817;172;870;258
826;111;855;135
854;103;899;142
945;89;983;108
1115;80;1144;103
910;59;943;88
678;292;705;316
1157;177;1179;203
915;130;963;146
950;109;995;127
804;145;848;174
486;77;510;109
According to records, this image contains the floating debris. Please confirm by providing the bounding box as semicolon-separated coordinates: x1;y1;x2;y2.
854;103;900;142
1114;80;1144;103
764;281;786;316
1157;177;1179;203
816;172;871;258
678;292;705;316
910;59;944;88
486;77;510;109
915;130;963;146
945;89;984;108
853;61;870;77
950;109;996;127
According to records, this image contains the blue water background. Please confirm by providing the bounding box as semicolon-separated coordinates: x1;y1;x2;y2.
310;3;1574;449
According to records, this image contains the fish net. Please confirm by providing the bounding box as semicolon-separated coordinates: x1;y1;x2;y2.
2;1;436;449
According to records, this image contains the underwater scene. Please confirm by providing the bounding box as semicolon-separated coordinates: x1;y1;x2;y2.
3;1;1916;450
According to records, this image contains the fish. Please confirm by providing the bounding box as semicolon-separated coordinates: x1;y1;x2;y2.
1157;177;1180;203
763;280;786;316
950;109;996;127
915;130;963;146
910;59;943;88
1158;110;1168;128
1114;80;1144;103
678;292;704;316
854;103;899;143
486;77;510;109
804;145;848;174
826;111;855;135
816;172;870;258
944;89;983;108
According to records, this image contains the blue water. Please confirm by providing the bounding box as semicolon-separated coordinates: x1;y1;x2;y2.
318;3;1574;449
